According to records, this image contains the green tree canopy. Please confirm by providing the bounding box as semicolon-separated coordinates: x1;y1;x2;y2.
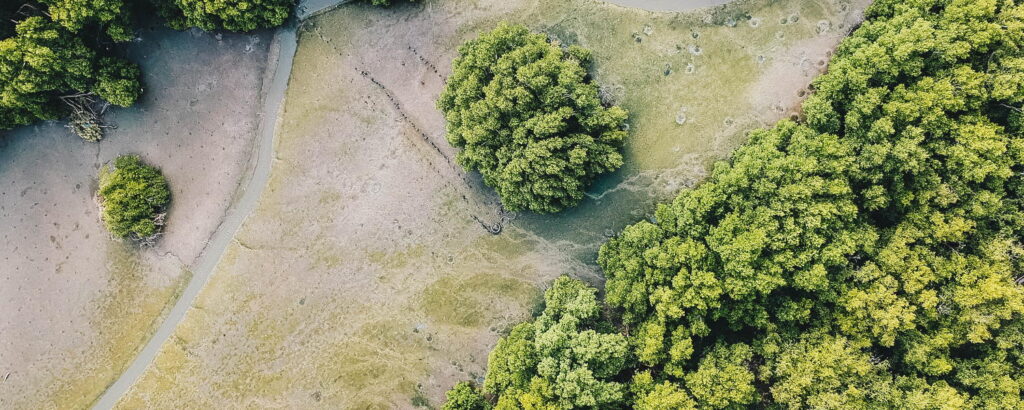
97;155;171;240
40;0;133;41
447;0;1024;407
1;0;294;132
0;15;141;130
367;0;416;5
598;0;1024;407
438;23;628;214
478;276;630;410
157;0;294;31
442;381;490;410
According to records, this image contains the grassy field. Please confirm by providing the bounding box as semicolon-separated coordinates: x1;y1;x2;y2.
117;0;868;407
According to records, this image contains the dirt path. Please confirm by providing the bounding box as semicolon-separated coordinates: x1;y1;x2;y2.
0;24;274;410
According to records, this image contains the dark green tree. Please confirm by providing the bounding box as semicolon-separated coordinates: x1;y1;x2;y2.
157;0;294;31
447;0;1024;407
0;16;141;130
438;22;628;214
442;382;490;410
97;155;171;240
474;276;630;409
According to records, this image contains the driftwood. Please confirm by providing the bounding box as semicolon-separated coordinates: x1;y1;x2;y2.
60;93;112;142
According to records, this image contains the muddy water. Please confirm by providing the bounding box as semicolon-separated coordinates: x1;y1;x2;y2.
604;0;735;11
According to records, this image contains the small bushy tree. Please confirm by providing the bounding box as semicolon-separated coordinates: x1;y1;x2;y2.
441;382;489;410
97;155;171;240
438;23;628;214
0;17;142;130
445;0;1024;407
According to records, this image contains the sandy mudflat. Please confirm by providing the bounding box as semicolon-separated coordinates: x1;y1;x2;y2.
116;0;869;408
0;25;272;409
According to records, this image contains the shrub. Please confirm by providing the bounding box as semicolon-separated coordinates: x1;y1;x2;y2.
94;57;143;107
438;22;628;214
157;0;295;31
97;155;171;240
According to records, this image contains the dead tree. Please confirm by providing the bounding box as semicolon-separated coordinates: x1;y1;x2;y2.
60;93;112;142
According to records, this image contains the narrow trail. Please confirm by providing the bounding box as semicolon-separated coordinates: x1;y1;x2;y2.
90;2;347;407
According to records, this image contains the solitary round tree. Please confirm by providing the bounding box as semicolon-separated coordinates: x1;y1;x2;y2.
97;155;171;241
438;22;628;214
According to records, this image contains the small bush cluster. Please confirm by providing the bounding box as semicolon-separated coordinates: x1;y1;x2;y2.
438;23;628;214
97;155;171;240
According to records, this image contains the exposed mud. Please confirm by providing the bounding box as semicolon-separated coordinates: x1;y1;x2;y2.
0;25;272;409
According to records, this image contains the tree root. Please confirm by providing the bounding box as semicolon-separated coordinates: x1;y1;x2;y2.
61;93;113;142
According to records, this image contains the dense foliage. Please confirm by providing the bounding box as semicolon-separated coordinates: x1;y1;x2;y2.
1;0;295;132
157;0;294;31
97;155;171;239
448;0;1024;407
438;23;628;214
40;0;133;41
367;0;417;5
0;8;141;130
